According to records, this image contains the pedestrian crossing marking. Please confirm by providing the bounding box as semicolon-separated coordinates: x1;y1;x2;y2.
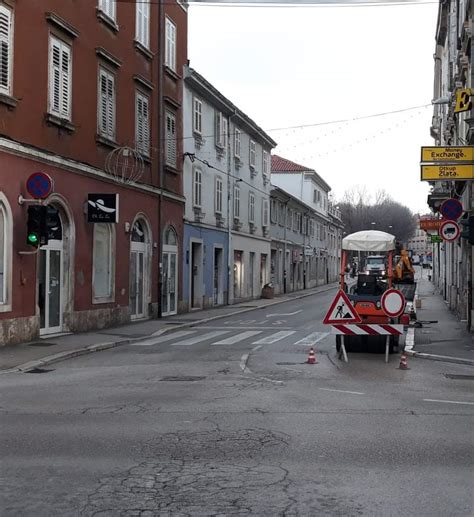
252;331;296;345
130;330;196;346
212;330;263;345
170;330;230;346
294;332;330;345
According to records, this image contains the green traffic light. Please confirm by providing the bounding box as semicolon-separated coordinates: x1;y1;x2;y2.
27;233;39;245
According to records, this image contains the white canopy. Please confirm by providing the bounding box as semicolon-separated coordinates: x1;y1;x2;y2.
342;230;396;252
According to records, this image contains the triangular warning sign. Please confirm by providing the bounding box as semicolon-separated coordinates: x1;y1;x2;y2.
323;289;361;324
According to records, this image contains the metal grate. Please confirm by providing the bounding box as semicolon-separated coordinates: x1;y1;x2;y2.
26;368;54;374
27;342;58;347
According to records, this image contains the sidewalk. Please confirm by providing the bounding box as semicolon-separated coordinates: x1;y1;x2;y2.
0;281;340;373
408;272;474;365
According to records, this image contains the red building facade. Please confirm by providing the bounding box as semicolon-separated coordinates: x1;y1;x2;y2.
0;0;187;345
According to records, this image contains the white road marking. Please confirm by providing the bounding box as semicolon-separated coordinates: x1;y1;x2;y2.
130;330;196;346
240;354;250;372
266;310;303;317
199;326;293;330
423;399;474;406
318;388;365;395
171;330;230;346
252;331;296;345
212;330;263;345
294;332;330;345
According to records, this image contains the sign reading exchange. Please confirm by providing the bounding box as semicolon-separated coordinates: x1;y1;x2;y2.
421;146;474;163
421;164;474;181
87;194;119;223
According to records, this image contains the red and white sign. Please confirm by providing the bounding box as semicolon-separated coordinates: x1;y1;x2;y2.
323;290;361;324
440;220;460;242
331;324;404;336
381;289;406;318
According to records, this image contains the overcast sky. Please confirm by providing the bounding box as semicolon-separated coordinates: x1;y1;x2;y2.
187;0;439;214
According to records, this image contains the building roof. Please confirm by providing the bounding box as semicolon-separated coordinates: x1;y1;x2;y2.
271;155;313;173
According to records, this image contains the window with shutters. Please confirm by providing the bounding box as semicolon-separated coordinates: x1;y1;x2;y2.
249;140;256;169
165;111;177;167
215;177;223;214
98;0;116;21
48;36;72;120
135;92;150;156
193;167;202;208
215;111;224;148
165;17;176;71
270;199;277;223
249;193;255;223
98;67;115;139
193;97;202;135
262;150;269;176
234;128;241;158
234;186;240;219
136;0;150;48
0;5;13;96
262;199;269;227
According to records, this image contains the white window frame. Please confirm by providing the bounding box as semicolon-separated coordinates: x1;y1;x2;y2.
0;4;13;96
215;176;223;215
193;167;202;208
0;196;12;311
98;67;115;140
98;0;116;21
193;97;202;135
234;128;241;158
249;193;256;223
135;91;150;156
262;199;269;227
165;110;177;167
48;35;72;120
270;199;277;223
249;140;256;169
215;111;224;148
222;117;228;149
165;17;176;71
233;185;240;220
92;223;115;303
262;150;269;176
136;0;150;49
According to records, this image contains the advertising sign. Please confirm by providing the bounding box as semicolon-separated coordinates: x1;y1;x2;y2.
421;146;474;163
421;164;474;181
420;218;444;231
87;194;119;223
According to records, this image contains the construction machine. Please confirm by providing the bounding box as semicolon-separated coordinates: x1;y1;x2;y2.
393;249;415;284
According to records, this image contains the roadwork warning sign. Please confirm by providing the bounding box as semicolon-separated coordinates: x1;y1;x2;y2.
323;290;361;324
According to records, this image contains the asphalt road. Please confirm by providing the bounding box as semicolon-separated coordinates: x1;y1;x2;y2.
1;290;473;516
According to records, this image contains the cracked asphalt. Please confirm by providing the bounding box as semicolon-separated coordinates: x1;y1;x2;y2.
1;290;473;516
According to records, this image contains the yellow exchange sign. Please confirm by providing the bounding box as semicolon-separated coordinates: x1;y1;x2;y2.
421;164;474;181
421;146;474;163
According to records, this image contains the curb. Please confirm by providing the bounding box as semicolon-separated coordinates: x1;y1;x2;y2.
404;349;474;366
4;284;338;374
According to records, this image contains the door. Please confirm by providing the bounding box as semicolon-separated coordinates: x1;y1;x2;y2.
130;248;145;318
39;244;63;335
162;249;177;316
213;247;223;306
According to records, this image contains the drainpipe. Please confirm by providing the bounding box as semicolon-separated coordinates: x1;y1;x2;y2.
226;110;238;305
157;0;164;318
283;198;290;293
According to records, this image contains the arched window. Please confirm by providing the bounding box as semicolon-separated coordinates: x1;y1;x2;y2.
164;225;177;246
0;196;12;310
93;223;115;302
132;220;145;242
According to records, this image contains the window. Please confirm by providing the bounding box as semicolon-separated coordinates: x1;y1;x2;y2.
136;0;150;48
98;0;115;20
215;111;225;148
135;92;150;156
287;208;292;229
0;202;7;304
193;97;202;134
270;199;277;223
165;111;176;166
249;193;255;223
98;67;115;139
263;150;269;176
215;177;223;214
193;167;202;208
222;117;228;149
234;128;241;158
249;140;256;169
93;224;114;302
262;199;269;227
0;5;13;96
278;202;284;226
165;17;176;71
49;36;72;119
234;185;240;219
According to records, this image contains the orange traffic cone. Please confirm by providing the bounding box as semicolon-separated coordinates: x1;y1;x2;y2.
398;353;410;370
307;347;317;364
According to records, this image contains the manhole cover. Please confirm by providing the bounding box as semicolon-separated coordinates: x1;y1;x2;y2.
444;374;474;380
26;368;54;374
160;376;206;382
27;342;57;347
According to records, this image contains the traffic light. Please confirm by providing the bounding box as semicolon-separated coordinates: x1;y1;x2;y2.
459;214;474;245
26;205;45;247
44;205;60;242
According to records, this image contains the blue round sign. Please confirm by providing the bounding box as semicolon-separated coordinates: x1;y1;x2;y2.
440;198;463;221
26;172;54;199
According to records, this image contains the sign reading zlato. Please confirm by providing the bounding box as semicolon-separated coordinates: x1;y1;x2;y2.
421;164;474;181
421;146;474;163
419;218;444;231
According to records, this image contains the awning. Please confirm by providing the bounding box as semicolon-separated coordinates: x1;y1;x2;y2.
342;230;396;252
